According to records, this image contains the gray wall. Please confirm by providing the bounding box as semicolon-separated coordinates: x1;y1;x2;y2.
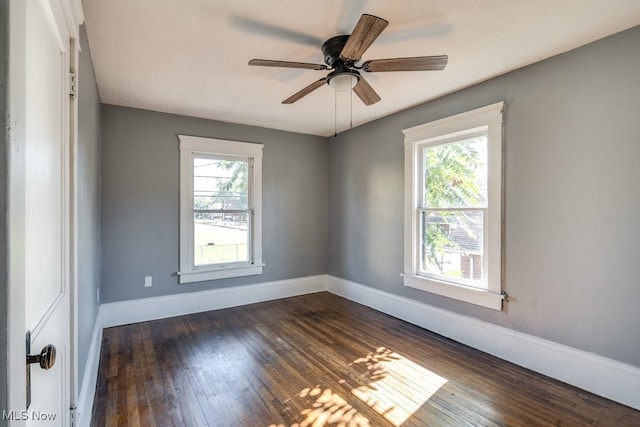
0;0;8;421
76;25;101;388
100;106;327;302
328;26;640;368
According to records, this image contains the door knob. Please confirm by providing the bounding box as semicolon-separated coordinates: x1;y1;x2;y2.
27;344;56;370
25;331;57;409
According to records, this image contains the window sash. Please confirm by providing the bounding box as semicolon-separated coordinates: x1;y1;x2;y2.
192;154;251;210
190;154;254;269
416;133;490;289
419;136;488;210
417;207;488;289
192;209;253;268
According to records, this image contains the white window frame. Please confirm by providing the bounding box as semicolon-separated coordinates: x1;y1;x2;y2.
402;102;504;310
178;135;264;283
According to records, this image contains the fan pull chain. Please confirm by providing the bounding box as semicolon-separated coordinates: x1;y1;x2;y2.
350;89;353;129
334;90;338;138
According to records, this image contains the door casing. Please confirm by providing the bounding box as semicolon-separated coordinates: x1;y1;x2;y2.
7;0;83;423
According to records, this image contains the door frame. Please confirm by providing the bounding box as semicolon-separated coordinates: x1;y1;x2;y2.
6;0;83;421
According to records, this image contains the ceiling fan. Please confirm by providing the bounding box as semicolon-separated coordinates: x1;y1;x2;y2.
248;14;448;106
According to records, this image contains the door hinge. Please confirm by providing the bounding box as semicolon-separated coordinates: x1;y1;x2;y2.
69;72;78;98
70;405;78;427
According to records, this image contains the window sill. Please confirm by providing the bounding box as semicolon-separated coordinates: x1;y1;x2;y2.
402;274;504;311
178;264;264;284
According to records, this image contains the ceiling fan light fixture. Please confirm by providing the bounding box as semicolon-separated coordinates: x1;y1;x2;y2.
328;73;358;91
327;68;360;92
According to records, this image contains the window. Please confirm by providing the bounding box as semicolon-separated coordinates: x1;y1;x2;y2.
179;135;263;283
403;102;504;310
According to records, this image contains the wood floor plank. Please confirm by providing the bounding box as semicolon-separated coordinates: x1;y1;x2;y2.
91;292;640;426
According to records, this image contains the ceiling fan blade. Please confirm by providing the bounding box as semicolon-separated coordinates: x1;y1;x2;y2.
282;78;327;104
249;59;327;70
362;55;448;72
340;14;389;62
353;76;381;106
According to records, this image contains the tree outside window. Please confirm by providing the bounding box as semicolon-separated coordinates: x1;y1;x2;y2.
420;136;487;286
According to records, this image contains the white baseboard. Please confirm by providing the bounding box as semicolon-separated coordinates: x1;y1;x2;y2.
326;274;640;411
100;275;328;328
76;313;103;427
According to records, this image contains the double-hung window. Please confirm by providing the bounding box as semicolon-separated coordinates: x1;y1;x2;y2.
403;102;504;310
179;135;263;283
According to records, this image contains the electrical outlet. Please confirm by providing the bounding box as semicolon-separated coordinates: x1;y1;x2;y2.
144;276;152;287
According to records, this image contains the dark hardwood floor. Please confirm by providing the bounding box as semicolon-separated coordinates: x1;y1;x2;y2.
91;292;640;426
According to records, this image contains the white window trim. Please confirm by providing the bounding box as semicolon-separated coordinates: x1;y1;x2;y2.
402;102;504;310
178;135;264;283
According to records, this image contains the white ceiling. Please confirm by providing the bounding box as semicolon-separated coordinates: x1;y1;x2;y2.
83;0;640;137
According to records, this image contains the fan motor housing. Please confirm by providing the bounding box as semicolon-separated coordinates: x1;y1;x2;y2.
322;35;350;67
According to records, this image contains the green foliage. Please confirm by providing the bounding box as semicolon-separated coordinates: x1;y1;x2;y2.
424;140;483;208
217;160;248;195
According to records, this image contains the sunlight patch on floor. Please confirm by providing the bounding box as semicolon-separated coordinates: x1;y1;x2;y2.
275;347;447;427
349;347;448;426
276;387;372;427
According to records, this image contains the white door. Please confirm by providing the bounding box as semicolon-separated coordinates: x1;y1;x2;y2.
8;0;75;424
